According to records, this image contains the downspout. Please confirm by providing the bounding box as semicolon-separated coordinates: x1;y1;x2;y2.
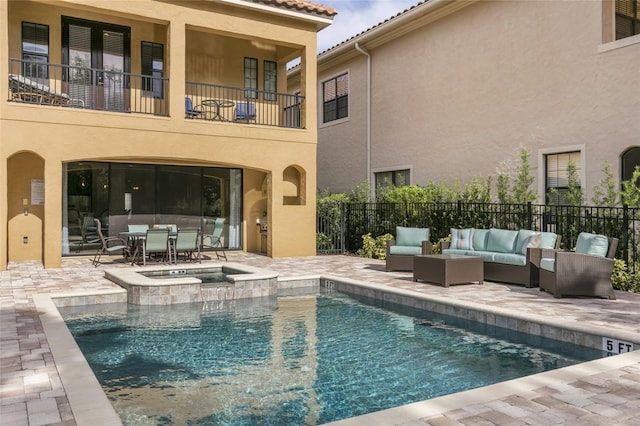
355;42;372;199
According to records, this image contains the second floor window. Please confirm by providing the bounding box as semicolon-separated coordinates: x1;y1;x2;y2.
141;41;164;99
616;0;640;40
244;57;258;99
323;73;348;123
264;60;277;101
22;22;49;80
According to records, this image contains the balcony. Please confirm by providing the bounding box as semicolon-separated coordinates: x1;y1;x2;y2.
185;81;302;128
7;59;304;128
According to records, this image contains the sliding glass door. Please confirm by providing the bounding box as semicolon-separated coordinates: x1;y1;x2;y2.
62;162;243;255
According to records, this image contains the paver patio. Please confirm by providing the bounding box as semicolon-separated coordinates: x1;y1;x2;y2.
1;252;639;425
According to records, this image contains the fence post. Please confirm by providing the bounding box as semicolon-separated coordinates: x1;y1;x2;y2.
527;202;532;230
457;200;462;224
622;204;629;264
340;201;346;254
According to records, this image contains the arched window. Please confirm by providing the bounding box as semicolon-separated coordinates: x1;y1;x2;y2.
621;146;640;184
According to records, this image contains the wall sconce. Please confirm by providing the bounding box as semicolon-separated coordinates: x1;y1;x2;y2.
132;185;140;191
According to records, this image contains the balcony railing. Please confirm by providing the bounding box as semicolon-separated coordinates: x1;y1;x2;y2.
186;81;303;128
8;59;169;116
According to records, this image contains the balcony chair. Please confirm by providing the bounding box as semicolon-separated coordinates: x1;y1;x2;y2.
92;218;131;267
131;228;171;266
201;217;227;261
175;227;201;263
185;97;205;119
539;232;618;299
385;226;432;272
234;101;256;122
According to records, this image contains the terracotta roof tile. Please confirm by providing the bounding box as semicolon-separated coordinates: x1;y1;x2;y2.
250;0;337;18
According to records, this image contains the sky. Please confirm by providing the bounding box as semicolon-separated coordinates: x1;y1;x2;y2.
315;0;420;53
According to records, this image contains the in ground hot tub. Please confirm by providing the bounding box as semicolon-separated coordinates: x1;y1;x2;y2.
104;263;278;305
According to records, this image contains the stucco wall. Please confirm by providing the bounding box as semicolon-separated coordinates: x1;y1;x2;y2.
316;0;640;201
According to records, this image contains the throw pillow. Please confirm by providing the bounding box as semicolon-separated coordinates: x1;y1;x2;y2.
450;228;474;250
520;233;542;255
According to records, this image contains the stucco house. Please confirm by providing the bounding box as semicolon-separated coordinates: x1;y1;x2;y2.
0;0;336;270
291;0;639;202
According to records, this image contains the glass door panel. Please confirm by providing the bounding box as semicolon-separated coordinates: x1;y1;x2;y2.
68;24;93;108
102;30;125;111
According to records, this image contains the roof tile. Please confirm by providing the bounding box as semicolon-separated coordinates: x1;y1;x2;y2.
251;0;337;18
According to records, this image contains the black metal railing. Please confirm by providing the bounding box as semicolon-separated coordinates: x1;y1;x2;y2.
317;201;640;271
186;81;303;128
8;58;169;116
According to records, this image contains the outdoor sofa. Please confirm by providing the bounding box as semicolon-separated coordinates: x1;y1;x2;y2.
441;228;561;287
385;226;433;272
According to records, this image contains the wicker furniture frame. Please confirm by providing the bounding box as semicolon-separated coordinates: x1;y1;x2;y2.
538;237;618;300
413;254;484;287
440;234;561;288
385;240;433;272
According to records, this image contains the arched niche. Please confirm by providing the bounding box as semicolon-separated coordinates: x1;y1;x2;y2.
283;165;305;206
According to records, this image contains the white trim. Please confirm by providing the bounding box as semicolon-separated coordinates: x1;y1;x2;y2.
537;145;586;204
598;33;640;53
218;0;333;30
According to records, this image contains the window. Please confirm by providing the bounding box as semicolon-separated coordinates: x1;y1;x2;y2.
22;22;49;80
375;169;410;193
322;73;348;123
244;57;258;99
545;151;582;205
621;146;640;183
263;60;277;101
141;41;164;99
616;0;640;40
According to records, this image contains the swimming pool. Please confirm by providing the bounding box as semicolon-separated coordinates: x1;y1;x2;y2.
59;289;604;425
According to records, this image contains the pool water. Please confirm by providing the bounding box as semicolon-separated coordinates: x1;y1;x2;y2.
59;289;603;425
139;267;247;284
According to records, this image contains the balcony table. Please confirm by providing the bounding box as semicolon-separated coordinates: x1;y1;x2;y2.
200;99;235;121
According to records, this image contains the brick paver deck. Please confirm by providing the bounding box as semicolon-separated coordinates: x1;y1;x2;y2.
1;252;639;425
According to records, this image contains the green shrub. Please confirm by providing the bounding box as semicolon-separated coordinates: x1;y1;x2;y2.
357;233;393;259
611;259;640;293
433;235;451;254
316;232;333;252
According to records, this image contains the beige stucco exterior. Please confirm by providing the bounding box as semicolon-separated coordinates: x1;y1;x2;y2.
305;0;640;200
1;0;332;269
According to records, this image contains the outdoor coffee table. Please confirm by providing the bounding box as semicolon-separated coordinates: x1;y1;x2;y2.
413;254;483;287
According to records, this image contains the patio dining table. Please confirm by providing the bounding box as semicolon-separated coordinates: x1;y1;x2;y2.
199;98;235;121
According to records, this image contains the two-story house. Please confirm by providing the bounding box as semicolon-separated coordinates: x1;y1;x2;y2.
0;0;336;269
298;0;639;202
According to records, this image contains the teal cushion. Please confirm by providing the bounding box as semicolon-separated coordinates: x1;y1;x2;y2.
540;257;555;272
472;229;489;251
390;245;422;255
516;230;542;255
486;229;518;253
450;228;474;250
396;226;429;247
493;252;527;266
538;232;558;249
575;232;609;257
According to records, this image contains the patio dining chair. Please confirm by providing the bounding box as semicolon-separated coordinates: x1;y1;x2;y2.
131;228;170;266
185;97;205;119
201;217;227;261
92;218;131;267
175;227;201;263
234;101;256;122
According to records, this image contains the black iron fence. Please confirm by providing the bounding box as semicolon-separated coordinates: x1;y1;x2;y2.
317;201;640;271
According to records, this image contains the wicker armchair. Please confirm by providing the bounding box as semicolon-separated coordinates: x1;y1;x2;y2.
385;226;432;272
539;233;618;300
